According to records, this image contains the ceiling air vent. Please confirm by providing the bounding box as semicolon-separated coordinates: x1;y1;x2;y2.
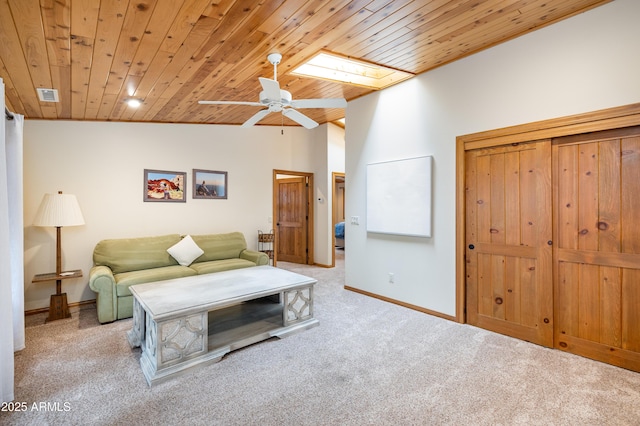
36;88;59;102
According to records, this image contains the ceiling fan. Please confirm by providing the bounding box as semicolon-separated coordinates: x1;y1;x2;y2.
198;53;347;129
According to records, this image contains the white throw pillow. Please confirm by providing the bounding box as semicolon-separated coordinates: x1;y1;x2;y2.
167;235;204;266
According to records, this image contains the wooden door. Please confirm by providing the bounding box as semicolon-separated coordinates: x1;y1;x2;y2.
553;128;640;371
466;140;553;347
276;177;308;264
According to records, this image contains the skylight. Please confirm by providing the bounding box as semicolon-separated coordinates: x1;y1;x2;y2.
291;52;414;90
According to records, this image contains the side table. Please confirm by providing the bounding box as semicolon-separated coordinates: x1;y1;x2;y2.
32;269;83;322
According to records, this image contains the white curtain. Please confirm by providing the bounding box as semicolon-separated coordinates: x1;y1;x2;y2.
1;78;25;403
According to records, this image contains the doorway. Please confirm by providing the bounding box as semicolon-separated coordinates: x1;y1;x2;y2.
273;169;314;265
332;172;345;267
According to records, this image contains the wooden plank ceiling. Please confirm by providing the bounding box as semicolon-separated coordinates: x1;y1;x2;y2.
0;0;610;127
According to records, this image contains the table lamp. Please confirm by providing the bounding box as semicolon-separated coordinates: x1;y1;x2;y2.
33;191;85;321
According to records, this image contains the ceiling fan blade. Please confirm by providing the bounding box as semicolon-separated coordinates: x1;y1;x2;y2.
258;77;281;100
282;109;319;129
290;98;347;109
241;109;271;127
199;100;263;107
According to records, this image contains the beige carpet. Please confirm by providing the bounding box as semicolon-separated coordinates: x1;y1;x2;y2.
5;250;640;425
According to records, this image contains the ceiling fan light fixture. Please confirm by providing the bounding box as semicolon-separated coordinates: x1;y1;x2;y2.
200;53;346;129
291;51;413;90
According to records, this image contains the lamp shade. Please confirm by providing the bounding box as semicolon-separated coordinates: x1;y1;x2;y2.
33;192;85;227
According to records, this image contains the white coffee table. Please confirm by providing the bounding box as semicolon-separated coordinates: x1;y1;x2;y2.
126;265;318;386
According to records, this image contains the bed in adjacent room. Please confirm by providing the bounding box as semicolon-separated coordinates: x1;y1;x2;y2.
335;221;345;248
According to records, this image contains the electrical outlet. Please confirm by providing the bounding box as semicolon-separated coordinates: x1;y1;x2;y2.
388;272;395;283
350;216;359;225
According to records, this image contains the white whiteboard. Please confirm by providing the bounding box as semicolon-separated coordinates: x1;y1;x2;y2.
366;156;432;237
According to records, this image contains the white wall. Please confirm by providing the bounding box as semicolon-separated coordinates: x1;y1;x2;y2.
345;0;640;317
329;123;346;226
315;123;345;264
309;124;329;266
23;121;325;311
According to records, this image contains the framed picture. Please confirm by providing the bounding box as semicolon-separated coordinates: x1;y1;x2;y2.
193;169;227;199
143;169;186;202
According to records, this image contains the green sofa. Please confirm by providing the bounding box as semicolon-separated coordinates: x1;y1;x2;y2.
88;232;269;323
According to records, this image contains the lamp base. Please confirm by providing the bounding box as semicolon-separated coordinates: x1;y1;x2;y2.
46;293;71;322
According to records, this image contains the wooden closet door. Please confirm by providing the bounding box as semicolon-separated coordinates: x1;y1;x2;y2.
466;140;553;347
553;128;640;372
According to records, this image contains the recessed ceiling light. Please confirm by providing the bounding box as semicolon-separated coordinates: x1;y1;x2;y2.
291;52;414;90
125;98;142;108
